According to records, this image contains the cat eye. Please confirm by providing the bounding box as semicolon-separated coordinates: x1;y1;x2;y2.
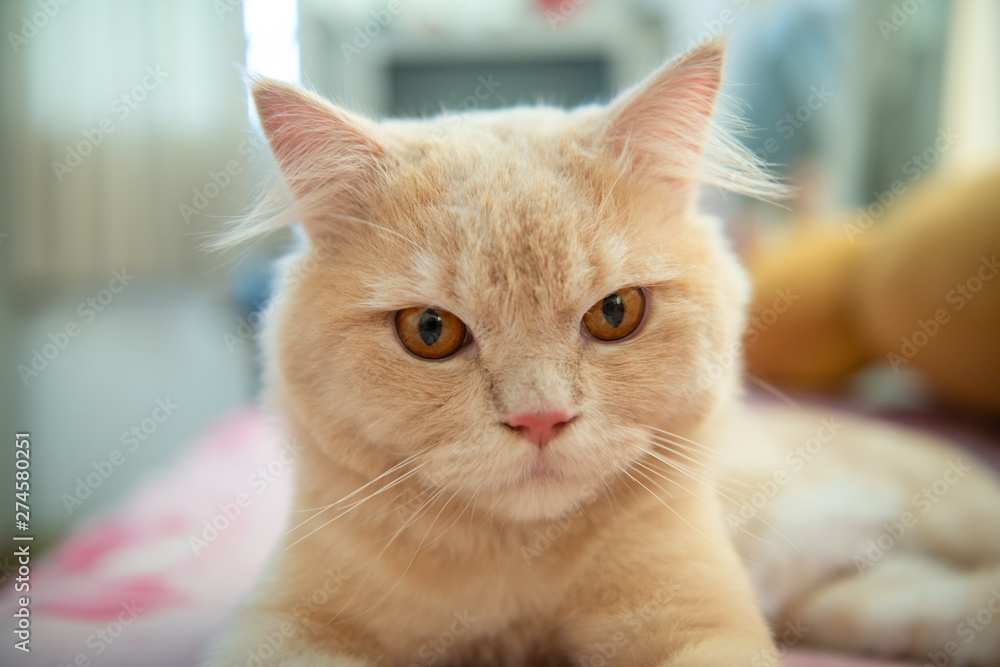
583;287;646;342
395;307;468;360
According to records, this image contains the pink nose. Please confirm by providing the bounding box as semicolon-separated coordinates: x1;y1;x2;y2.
507;411;573;448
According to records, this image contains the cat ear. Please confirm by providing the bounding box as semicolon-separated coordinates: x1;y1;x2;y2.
251;78;387;219
603;41;724;184
601;41;780;199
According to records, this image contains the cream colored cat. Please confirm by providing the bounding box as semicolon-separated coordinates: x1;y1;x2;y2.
204;42;1000;666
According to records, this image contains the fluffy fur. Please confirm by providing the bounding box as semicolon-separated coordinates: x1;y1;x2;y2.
204;42;1000;666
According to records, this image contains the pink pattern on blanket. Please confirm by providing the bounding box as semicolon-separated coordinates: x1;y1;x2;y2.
52;513;193;578
0;410;293;667
37;575;185;619
53;522;138;575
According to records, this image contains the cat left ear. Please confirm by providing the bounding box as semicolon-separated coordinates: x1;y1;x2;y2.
603;41;724;185
251;78;388;232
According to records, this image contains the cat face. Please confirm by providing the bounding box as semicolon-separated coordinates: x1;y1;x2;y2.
248;43;772;521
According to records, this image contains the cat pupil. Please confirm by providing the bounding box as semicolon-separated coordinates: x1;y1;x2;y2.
418;309;443;346
602;294;625;328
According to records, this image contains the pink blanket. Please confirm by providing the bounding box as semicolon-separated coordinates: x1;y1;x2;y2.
0;411;914;666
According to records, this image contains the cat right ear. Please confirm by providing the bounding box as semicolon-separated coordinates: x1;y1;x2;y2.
603;41;724;176
601;41;783;201
251;78;388;225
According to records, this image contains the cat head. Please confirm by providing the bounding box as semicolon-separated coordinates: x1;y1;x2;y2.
239;41;778;522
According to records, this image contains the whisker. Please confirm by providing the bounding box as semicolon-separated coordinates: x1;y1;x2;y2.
641;424;744;466
331;486;449;623
632;458;793;550
746;374;803;411
466;489;479;538
427;488;478;548
495;514;508;579
629;457;684;495
641;427;757;494
603;452;757;565
288;450;426;516
288;464;425;539
598;474;625;521
285;450;428;533
645;437;752;492
308;480;434;571
633;447;798;551
645;435;744;477
375;486;466;604
283;465;426;550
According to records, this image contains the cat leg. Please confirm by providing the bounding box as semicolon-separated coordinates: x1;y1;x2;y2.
568;597;778;667
562;507;778;666
782;554;1000;666
731;405;1000;665
777;430;1000;665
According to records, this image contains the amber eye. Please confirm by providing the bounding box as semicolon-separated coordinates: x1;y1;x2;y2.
583;287;646;342
395;307;468;360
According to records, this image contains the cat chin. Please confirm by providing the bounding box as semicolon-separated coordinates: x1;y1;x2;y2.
484;478;596;523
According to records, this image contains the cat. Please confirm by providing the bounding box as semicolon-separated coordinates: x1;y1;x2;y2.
203;40;1000;666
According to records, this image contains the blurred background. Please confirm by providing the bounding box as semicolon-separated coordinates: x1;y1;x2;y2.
0;0;998;564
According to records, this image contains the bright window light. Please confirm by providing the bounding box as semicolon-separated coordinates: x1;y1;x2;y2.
242;0;301;122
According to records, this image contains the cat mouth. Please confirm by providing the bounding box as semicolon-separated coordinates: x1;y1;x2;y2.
517;456;562;485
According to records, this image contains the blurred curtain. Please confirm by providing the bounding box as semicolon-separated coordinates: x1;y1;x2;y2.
940;0;1000;174
0;0;250;293
847;0;951;206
